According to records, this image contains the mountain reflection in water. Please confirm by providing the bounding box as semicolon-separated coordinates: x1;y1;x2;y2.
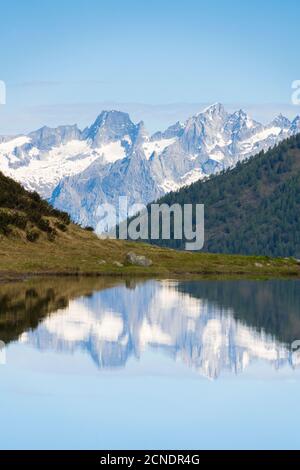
1;278;300;379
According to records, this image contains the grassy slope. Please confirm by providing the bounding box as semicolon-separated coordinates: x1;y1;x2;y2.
0;219;299;278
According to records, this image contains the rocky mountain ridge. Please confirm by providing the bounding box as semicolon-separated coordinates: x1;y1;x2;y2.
1;104;299;229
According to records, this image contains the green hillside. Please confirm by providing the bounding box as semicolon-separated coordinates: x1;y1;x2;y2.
145;133;300;257
0;172;71;242
0;167;299;278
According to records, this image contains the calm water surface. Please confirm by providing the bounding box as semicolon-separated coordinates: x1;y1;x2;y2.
0;277;300;449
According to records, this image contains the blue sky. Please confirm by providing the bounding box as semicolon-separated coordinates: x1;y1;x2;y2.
0;0;300;133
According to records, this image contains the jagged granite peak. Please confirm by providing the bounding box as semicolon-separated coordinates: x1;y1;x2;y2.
290;115;300;133
133;120;149;146
195;102;229;132
198;102;227;117
83;110;137;147
270;113;291;129
29;124;82;150
224;110;263;149
180;117;206;152
151;121;184;141
179;103;230;153
227;108;261;131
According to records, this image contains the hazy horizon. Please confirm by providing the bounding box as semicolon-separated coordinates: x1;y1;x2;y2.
1;101;300;136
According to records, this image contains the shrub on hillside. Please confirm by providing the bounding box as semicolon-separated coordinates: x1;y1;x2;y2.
47;229;57;242
55;221;67;232
0;211;27;233
26;228;40;242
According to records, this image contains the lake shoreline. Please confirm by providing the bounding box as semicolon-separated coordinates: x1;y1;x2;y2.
0;268;299;284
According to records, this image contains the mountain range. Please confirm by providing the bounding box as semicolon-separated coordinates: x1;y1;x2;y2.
1;103;300;230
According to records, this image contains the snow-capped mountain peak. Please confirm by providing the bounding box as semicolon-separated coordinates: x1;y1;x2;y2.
200;102;226;116
83;110;137;147
0;103;299;229
270;113;291;129
28;124;81;150
290;115;300;133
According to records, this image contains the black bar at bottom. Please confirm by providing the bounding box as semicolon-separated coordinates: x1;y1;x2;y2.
0;450;298;465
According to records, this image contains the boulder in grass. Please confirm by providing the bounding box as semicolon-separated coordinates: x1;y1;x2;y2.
112;261;123;267
126;251;152;267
